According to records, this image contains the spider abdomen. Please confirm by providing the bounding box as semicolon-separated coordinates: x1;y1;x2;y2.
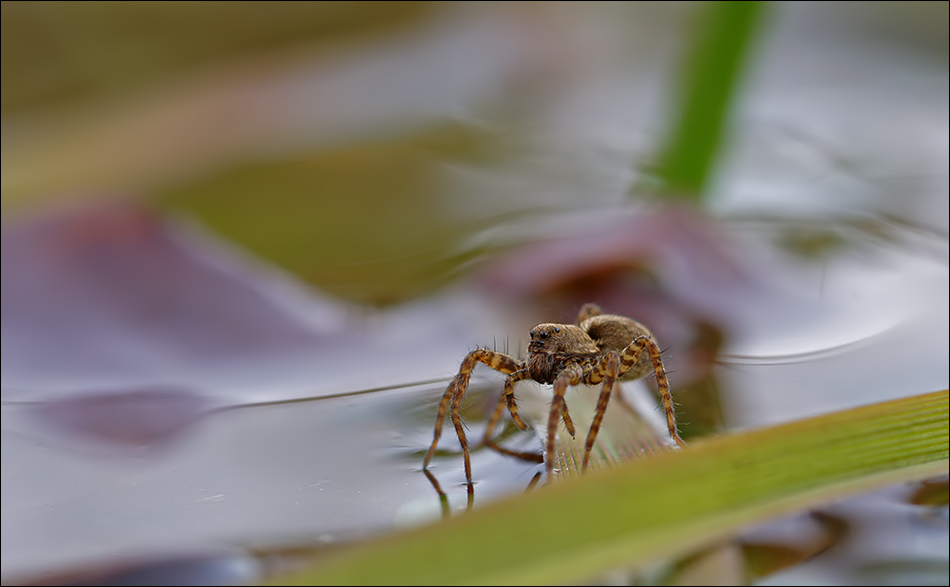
582;314;656;380
581;314;648;350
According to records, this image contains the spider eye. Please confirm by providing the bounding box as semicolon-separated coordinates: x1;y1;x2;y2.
538;330;548;339
554;327;560;333
529;329;536;338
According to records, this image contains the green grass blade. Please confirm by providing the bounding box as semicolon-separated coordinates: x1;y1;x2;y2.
651;1;769;200
271;389;948;586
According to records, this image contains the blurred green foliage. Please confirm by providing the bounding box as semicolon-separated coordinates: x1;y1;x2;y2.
652;0;768;200
156;122;500;305
1;1;432;113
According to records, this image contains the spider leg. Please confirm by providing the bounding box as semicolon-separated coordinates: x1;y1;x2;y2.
502;369;531;431
482;369;530;443
482;390;544;463
483;389;509;444
560;404;576;438
450;388;473;484
580;351;621;470
575;303;603;324
423;349;522;485
616;335;688;449
484;369;547;462
546;364;583;480
423;375;458;470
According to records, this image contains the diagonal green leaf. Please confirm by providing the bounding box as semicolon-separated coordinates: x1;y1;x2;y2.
271;390;949;586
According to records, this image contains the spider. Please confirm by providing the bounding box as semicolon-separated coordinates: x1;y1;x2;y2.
423;303;687;485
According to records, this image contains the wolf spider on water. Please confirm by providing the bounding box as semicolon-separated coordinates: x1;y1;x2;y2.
423;303;687;485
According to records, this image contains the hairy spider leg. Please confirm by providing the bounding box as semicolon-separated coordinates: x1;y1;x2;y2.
560;401;577;438
545;363;584;479
481;369;548;463
581;351;622;471
482;368;531;442
484;388;509;443
424;376;459;469
502;369;532;431
481;389;544;463
591;335;687;453
423;348;521;484
575;302;603;324
628;335;688;450
480;368;581;465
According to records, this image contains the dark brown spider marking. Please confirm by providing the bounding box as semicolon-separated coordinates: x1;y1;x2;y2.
423;303;687;485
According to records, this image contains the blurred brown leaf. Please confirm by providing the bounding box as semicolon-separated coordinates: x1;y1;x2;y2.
1;200;324;386
0;201;351;450
1;1;433;113
907;475;950;507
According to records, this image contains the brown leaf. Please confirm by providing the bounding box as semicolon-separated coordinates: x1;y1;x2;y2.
1;200;327;388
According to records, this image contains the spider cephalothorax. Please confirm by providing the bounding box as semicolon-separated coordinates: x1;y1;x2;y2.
527;324;598;384
423;303;686;485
